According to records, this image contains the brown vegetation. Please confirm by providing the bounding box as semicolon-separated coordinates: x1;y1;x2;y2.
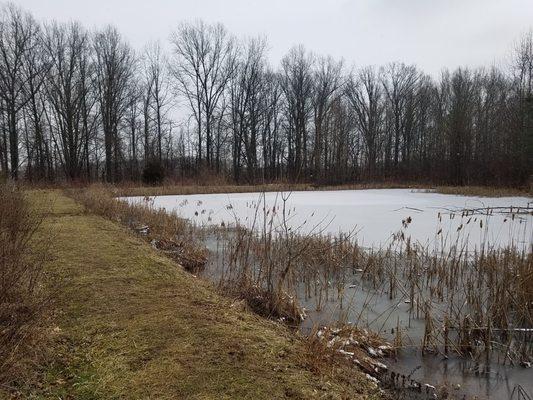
73;184;532;368
210;200;533;366
0;185;50;389
115;181;532;198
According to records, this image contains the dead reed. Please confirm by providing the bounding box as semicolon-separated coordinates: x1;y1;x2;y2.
208;200;533;366
72;185;533;367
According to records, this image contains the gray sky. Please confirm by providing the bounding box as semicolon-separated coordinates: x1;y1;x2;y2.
13;0;533;76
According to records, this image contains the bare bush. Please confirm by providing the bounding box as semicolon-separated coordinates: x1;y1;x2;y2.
0;184;49;385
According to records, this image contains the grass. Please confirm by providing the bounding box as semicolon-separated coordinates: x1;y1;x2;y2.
113;182;425;198
2;190;381;399
67;185;207;273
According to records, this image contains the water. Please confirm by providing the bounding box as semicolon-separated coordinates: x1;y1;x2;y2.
296;276;533;399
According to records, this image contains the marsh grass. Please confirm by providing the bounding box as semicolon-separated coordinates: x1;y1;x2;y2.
208;197;533;366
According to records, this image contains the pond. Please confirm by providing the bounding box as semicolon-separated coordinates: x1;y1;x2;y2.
123;188;533;399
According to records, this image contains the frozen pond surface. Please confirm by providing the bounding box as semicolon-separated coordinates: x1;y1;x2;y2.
125;189;532;252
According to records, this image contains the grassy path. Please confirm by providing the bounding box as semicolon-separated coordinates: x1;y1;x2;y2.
12;191;378;399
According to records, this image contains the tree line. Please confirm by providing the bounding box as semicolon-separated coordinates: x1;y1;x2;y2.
0;3;531;186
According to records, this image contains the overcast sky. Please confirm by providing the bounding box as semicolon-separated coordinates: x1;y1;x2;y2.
13;0;533;76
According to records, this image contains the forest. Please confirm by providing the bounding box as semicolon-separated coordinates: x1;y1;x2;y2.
0;3;532;187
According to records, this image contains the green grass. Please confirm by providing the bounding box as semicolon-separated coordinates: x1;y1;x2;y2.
4;190;380;399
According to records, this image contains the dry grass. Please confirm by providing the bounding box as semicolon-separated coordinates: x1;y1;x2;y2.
115;182;531;198
108;181;532;365
2;190;382;399
434;185;532;198
114;182;420;198
0;184;51;390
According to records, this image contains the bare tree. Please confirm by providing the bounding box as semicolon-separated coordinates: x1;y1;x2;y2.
0;8;528;187
312;55;343;179
142;41;170;164
0;4;41;179
514;31;533;180
229;37;269;182
22;19;49;181
93;26;135;182
124;77;142;179
43;21;93;180
280;45;314;179
345;67;385;177
381;62;419;171
444;68;478;185
169;21;236;169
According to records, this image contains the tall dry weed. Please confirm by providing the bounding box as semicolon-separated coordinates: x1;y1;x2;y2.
0;184;50;386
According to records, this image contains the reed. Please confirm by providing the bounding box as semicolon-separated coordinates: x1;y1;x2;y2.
206;199;533;366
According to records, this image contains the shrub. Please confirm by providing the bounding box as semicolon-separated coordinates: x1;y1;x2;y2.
142;161;165;185
0;184;49;386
